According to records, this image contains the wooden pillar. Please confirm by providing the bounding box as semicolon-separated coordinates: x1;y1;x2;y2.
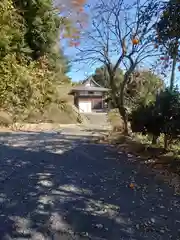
102;94;104;110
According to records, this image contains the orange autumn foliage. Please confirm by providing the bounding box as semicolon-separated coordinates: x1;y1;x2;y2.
72;0;86;6
129;183;135;189
59;0;87;47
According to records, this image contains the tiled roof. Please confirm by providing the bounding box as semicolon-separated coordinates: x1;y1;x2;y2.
69;85;109;94
82;76;102;87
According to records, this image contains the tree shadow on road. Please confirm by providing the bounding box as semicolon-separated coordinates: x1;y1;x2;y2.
0;132;179;240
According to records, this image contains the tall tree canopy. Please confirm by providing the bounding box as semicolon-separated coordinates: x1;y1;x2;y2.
155;0;180;88
128;70;165;107
93;66;123;89
13;0;61;60
93;66;164;109
156;0;180;41
0;0;83;119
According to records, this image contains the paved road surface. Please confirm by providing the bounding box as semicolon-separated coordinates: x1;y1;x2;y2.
0;127;180;240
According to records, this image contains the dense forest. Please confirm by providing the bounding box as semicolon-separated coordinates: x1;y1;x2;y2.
0;0;84;123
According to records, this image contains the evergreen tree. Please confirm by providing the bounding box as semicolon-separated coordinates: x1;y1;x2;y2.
0;0;72;119
13;0;62;60
156;0;180;89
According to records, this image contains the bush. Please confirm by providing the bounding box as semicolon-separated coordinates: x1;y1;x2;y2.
0;54;62;120
130;104;162;137
130;87;180;148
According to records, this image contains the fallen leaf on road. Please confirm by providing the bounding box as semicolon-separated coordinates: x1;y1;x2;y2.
129;183;135;189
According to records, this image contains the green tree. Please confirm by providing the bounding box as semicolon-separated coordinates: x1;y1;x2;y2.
0;0;27;59
0;0;71;120
128;70;164;108
93;66;123;89
13;0;72;81
13;0;61;60
156;0;180;89
93;66;123;108
93;66;164;110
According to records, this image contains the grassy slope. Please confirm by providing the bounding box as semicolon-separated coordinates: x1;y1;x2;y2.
25;84;86;124
0;84;86;125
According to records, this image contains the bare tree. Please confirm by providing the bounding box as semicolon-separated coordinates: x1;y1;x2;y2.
74;0;161;134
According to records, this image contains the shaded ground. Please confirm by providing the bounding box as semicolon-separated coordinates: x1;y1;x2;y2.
107;109;180;178
0;127;180;239
108;132;180;177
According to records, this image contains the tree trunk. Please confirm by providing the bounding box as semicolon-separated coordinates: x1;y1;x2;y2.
170;38;178;90
118;106;128;135
170;53;177;90
118;73;130;135
109;65;136;135
109;75;129;135
164;134;169;149
152;135;158;144
163;41;178;149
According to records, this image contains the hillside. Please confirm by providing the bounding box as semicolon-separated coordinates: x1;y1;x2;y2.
0;84;87;127
0;1;86;127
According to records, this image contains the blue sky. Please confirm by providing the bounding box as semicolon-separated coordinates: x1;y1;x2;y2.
62;0;180;86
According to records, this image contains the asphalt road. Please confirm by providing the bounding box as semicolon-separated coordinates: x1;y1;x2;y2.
0;127;180;240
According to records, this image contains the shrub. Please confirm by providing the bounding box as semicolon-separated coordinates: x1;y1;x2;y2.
130;87;180;148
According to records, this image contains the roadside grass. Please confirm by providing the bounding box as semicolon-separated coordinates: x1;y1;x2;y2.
108;109;124;132
107;109;180;176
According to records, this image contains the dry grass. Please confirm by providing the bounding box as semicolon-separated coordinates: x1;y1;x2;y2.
107;109;124;132
57;84;74;103
0;84;85;126
24;83;86;124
